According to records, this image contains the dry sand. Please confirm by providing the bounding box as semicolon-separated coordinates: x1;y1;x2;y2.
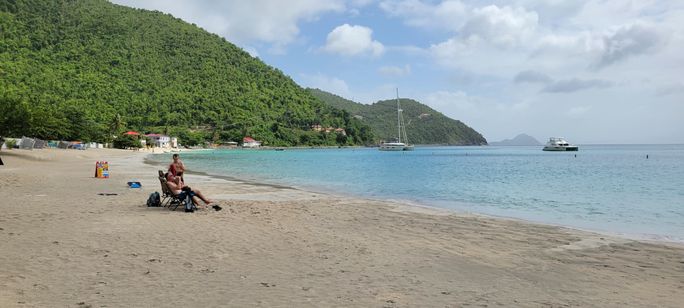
1;148;683;307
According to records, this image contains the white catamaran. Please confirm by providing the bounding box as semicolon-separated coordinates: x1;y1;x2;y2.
379;89;414;151
542;137;578;151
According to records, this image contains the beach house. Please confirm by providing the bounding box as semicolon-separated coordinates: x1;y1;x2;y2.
242;136;261;148
145;134;171;148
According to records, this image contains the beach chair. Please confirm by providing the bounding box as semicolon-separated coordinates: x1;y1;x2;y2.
157;170;196;211
158;170;177;207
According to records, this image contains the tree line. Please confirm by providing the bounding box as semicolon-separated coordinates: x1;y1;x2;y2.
0;0;374;146
308;88;487;145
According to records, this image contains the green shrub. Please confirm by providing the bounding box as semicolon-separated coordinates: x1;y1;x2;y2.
4;138;17;149
113;135;141;149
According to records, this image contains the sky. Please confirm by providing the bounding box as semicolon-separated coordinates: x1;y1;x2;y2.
110;0;684;144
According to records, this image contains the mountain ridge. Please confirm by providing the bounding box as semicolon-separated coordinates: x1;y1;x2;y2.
307;88;487;145
490;134;542;146
0;0;372;146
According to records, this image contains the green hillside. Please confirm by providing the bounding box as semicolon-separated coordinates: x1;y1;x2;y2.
0;0;372;146
308;88;487;145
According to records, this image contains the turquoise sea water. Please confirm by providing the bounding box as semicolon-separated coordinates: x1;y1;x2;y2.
151;145;684;241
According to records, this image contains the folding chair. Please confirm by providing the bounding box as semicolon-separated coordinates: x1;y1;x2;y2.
158;170;175;207
158;170;196;212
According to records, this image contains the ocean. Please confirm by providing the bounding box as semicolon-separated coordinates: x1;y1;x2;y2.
150;145;684;242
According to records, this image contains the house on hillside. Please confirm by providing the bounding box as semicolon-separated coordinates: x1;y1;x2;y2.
145;134;171;148
242;136;261;148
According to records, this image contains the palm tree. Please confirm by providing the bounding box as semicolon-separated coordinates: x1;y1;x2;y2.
109;113;126;137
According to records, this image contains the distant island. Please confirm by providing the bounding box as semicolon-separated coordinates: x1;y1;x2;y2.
308;89;487;145
490;134;541;146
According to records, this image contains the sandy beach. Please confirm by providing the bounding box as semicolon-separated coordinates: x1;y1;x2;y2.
1;148;683;307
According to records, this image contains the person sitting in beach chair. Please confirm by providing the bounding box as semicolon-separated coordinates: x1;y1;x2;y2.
165;172;220;211
158;170;183;208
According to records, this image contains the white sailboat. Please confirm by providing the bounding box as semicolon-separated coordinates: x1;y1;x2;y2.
379;89;414;151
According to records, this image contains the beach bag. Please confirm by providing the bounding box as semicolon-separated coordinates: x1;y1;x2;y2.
184;194;194;212
147;192;161;207
178;189;195;213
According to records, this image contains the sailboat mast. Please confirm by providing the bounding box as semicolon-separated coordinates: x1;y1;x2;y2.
396;88;401;143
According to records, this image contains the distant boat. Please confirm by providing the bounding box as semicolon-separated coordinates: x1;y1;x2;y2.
379;89;414;151
543;137;578;151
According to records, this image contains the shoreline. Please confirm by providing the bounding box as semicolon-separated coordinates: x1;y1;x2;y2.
2;148;684;307
144;150;684;246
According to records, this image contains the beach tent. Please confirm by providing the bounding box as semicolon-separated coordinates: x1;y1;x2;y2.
58;141;69;149
33;139;45;149
20;137;35;150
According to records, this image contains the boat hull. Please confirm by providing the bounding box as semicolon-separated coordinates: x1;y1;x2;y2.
543;146;578;151
379;146;404;151
379;143;414;151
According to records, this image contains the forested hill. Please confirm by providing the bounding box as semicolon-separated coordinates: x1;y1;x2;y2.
0;0;372;146
308;88;487;145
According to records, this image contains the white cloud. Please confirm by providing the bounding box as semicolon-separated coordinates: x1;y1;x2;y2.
241;45;260;58
594;22;665;68
513;70;553;84
425;4;543;74
378;65;411;77
322;24;385;56
391;1;679;80
299;73;351;98
567;105;591;117
380;0;467;31
656;82;684;96
461;5;538;47
351;0;377;6
422;90;480;114
111;0;347;50
512;0;587;25
542;78;613;93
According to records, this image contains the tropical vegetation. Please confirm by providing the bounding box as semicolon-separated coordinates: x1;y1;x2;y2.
308;89;487;145
0;0;373;146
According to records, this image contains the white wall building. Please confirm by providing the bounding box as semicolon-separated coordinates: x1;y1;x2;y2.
145;134;171;148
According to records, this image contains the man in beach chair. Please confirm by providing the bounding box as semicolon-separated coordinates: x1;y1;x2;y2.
161;170;220;212
158;170;182;208
157;171;197;212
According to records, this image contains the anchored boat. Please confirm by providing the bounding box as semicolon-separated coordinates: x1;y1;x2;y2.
542;137;578;151
379;89;414;151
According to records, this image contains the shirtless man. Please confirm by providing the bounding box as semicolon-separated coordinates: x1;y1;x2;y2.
169;154;185;179
166;173;220;211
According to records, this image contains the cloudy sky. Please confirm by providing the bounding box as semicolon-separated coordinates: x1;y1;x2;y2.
111;0;684;144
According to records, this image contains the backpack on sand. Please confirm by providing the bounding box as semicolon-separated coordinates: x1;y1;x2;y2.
147;192;161;207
